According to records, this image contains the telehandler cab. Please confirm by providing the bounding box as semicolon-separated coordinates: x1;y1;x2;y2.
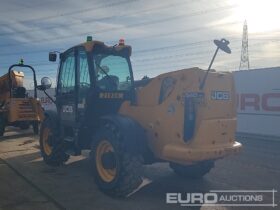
0;61;44;136
39;37;242;197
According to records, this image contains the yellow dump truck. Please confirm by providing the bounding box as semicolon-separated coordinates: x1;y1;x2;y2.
0;62;44;136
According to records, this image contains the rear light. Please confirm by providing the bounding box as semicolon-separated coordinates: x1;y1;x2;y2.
119;38;125;46
86;36;92;42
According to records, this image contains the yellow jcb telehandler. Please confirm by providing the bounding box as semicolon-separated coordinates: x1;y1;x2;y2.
38;37;242;197
0;61;44;136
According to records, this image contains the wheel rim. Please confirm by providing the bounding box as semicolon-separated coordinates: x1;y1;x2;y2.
96;140;117;182
42;127;52;155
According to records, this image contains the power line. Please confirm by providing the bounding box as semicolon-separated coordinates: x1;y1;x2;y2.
0;0;141;27
0;0;72;15
3;33;276;60
1;28;277;58
0;38;223;58
0;48;64;57
1;56;278;80
0;1;191;37
1;39;279;70
134;41;210;54
0;38;241;66
133;40;269;64
0;32;235;57
0;5;239;48
0;20;242;50
0;33;279;68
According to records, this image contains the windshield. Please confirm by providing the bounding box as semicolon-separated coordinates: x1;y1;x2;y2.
94;54;132;91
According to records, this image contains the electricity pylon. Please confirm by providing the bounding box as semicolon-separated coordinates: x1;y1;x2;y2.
239;20;250;70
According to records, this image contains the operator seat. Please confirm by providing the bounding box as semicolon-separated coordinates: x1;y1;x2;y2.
97;75;119;91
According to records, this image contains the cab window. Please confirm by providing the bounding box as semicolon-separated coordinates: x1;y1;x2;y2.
58;51;75;94
94;54;131;91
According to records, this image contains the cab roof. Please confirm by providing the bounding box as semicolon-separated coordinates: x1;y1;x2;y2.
75;40;132;57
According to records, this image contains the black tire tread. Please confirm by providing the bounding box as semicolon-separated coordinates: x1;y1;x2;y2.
39;116;69;166
0;115;5;137
90;123;143;197
33;121;39;135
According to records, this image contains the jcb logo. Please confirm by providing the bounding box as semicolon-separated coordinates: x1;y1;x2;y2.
211;91;230;100
62;105;73;113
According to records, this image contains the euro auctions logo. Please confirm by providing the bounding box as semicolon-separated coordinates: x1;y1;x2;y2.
166;192;218;206
166;190;278;207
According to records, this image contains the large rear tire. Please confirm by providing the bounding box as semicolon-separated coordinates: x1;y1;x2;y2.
170;160;214;179
0;115;5;137
39;116;69;166
90;123;143;197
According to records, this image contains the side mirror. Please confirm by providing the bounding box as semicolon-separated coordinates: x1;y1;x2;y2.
49;52;57;62
37;77;52;90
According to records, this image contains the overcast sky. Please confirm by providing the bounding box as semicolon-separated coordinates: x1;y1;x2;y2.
0;0;279;86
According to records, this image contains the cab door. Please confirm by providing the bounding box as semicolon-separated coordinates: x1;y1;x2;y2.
56;48;77;133
77;47;91;122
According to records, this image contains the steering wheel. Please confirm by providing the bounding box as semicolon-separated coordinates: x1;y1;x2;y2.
79;82;90;88
98;76;119;91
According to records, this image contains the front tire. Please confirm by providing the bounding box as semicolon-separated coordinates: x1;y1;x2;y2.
33;121;39;135
39;115;69;166
90;123;143;197
0;115;5;137
170;160;214;179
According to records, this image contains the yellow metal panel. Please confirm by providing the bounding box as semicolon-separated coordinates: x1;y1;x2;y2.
0;71;24;103
119;68;241;164
7;98;43;122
